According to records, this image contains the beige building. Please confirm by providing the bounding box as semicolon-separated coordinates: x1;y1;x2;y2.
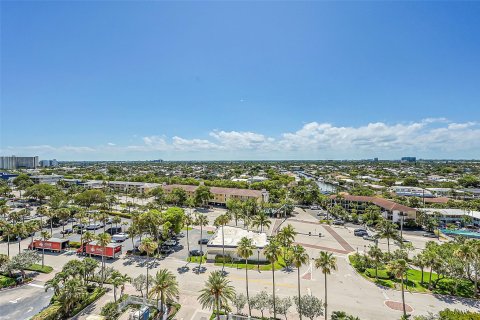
162;184;269;205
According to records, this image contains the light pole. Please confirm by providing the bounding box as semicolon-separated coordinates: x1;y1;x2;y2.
257;248;260;272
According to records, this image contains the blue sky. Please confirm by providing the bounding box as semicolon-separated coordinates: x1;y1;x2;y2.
1;1;479;160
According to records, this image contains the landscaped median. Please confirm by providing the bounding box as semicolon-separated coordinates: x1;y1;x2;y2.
26;263;54;273
186;255;286;271
348;253;476;298
32;286;106;320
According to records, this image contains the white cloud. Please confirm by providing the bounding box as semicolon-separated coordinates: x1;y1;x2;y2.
3;119;480;159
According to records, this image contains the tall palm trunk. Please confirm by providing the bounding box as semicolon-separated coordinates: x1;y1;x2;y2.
7;235;10;257
146;254;150;297
245;258;251;317
50;220;53;236
42;246;45;267
18;237;21;253
298;267;302;320
215;295;220;320
387;238;390;253
101;246;105;287
401;276;406;317
428;267;433;290
199;225;203;273
324;273;328;320
272;262;276;320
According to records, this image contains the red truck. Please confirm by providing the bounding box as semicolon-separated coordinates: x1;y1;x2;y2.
77;241;122;259
28;238;70;252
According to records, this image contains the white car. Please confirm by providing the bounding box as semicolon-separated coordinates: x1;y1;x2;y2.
163;239;177;246
112;233;128;243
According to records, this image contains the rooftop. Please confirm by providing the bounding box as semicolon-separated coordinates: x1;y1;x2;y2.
208;226;268;248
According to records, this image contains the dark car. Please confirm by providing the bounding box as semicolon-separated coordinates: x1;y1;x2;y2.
333;220;345;226
106;227;122;235
60;228;73;235
354;230;368;236
160;247;174;255
189;250;204;256
198;238;209;245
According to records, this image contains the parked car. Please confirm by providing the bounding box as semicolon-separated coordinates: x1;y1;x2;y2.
423;232;437;238
105;218;113;225
60;228;73;235
67;218;77;223
189;249;204;256
198;238;209;245
160;247;174;254
333;220;345;226
86;223;101;230
106;227;122;235
163;239;177;246
354;230;368;237
112;233;128;243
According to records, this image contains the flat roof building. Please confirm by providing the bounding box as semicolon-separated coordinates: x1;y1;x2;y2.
422;208;480;227
206;226;269;262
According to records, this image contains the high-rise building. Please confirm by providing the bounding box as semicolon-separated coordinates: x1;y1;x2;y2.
39;159;59;167
0;156;39;169
401;156;416;163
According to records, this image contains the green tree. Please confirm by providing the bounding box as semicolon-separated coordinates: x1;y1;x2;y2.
263;239;282;320
195;214;209;271
150;269;179;316
367;246;383;280
291;245;309;319
387;259;409;318
214;213;230;271
315;251;338;320
40;230;50;267
236;237;254;317
376;219;399;253
251;211;271;232
194;185;213;207
96;232;112;286
198;270;236;320
139;237;158;297
295;295;324;320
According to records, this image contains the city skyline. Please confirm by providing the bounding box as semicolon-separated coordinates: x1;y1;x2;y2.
2;1;480;160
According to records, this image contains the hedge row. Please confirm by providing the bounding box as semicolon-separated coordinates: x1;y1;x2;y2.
31;303;61;320
26;264;54;274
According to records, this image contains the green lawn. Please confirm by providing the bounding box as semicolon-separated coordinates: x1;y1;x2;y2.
349;256;475;298
0;275;16;288
187;256;207;263
26;264;54;274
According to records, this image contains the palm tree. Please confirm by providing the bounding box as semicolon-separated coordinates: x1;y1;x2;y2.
236;236;254;317
37;205;49;230
252;211;271;232
14;223;27;253
45;208;57;236
40;230;51;267
25;220;40;250
291;245;309;319
184;214;194;259
195;214;209;271
367;246;383;280
0;221;14;257
263;238;282;320
315;251;338;320
96;232;112;286
82;231;95;256
45;276;61;296
57;278;86;316
198;270;235;320
214;213;230;270
387;259;409;317
277;224;297;261
0;205;9;220
376;220;399;253
139;237;158;297
150;269;179;315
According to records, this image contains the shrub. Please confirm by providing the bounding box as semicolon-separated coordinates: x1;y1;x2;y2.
71;287;106;316
0;275;16;288
101;301;120;320
31;303;62;320
214;255;232;264
26;264;54;273
103;211;131;219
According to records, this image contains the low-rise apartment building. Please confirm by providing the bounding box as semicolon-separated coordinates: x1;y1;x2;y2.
162;184;269;205
331;194;417;223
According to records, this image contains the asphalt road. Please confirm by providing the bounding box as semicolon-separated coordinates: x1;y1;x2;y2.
0;281;53;320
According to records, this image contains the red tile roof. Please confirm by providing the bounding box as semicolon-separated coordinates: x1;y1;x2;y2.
163;184;264;197
330;195;416;213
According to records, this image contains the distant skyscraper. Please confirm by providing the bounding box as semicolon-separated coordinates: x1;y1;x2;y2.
401;157;416;163
0;156;39;169
40;159;59;167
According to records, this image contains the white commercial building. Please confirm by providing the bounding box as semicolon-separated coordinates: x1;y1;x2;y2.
30;174;64;185
391;186;434;198
422;208;480;227
206;226;269;262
